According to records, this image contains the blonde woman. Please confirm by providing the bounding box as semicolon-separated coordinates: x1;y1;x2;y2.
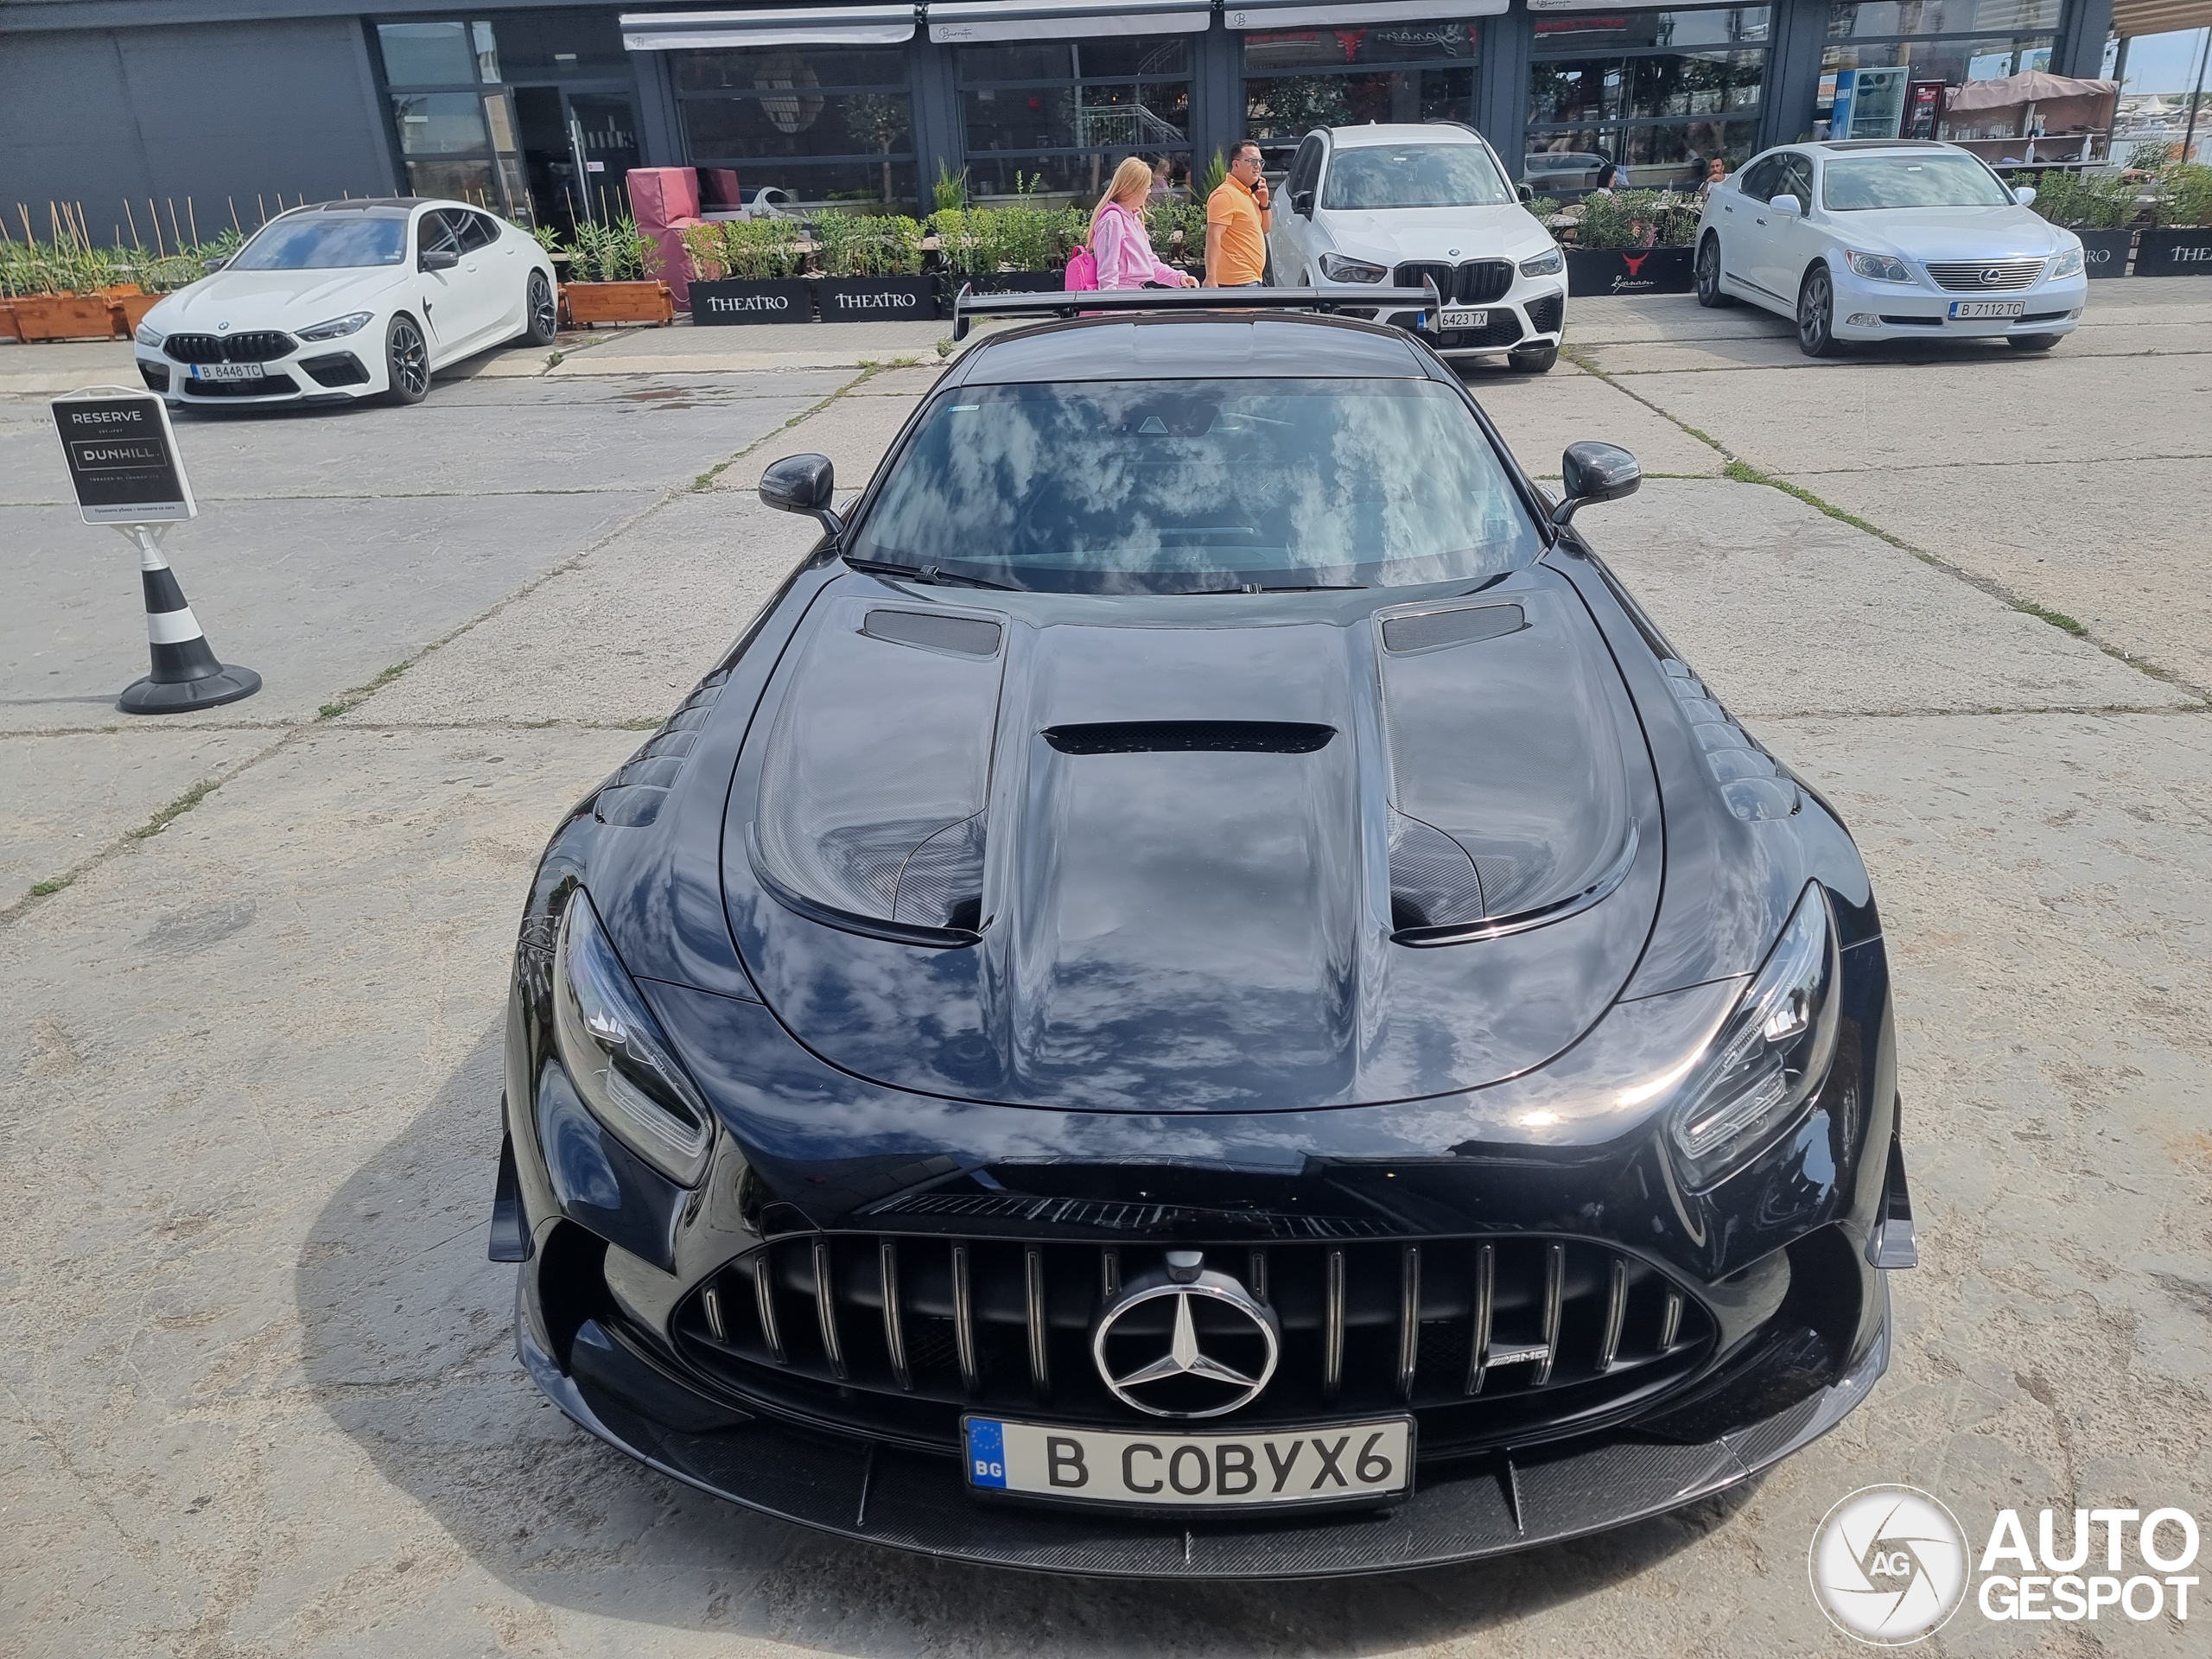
1090;157;1198;290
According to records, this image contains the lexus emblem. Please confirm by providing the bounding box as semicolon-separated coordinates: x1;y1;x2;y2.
1980;267;2003;285
1091;1251;1279;1418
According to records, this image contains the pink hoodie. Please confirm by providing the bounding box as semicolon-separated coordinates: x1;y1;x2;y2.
1090;201;1183;289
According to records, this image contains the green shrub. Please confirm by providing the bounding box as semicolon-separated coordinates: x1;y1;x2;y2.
932;161;968;216
1572;188;1700;250
813;213;925;277
683;217;803;280
2156;162;2212;227
1145;196;1207;262
2012;168;2139;230
565;217;658;283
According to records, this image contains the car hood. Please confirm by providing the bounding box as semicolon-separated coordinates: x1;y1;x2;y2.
721;564;1663;1113
1316;203;1552;264
1827;203;2065;261
147;267;405;331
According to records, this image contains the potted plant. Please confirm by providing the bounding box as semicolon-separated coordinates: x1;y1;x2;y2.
2013;168;2138;276
0;228;128;340
812;213;934;321
1145;196;1207;278
559;218;675;326
1562;188;1697;297
685;218;810;324
2131;149;2212;276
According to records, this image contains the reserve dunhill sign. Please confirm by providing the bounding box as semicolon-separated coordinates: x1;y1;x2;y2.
52;393;196;524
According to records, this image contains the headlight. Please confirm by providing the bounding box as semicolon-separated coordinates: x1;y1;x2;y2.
550;891;714;1185
2048;245;2083;279
1845;251;1912;283
134;322;165;347
296;311;373;341
1667;884;1841;1190
1518;246;1566;277
1318;252;1389;283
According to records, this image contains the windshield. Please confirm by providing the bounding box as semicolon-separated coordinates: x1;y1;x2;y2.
847;378;1542;595
1322;145;1515;211
230;214;410;270
1822;154;2012;211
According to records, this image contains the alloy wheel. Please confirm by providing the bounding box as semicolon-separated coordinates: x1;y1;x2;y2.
528;271;557;343
1797;267;1837;357
1696;237;1726;307
387;315;429;403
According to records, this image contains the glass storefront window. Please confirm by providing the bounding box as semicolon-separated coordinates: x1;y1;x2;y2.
675;47;918;210
486;11;630;75
1826;0;2061;40
1242;22;1481;168
957;39;1191;199
379;21;478;86
377;19;527;213
1525;4;1768;193
392;92;493;156
1815;35;2055;134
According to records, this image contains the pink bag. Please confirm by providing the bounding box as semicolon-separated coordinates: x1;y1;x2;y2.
1064;243;1099;292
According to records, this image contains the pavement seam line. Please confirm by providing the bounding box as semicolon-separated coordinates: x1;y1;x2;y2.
689;361;884;492
1558;342;2212;705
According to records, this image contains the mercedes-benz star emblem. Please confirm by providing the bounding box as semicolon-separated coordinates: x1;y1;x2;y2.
1091;1250;1279;1418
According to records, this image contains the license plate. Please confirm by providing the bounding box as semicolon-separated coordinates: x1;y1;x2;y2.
963;1414;1412;1510
1440;306;1490;329
190;362;264;382
1948;300;2026;320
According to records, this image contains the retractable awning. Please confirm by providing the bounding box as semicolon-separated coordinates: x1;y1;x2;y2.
1224;0;1506;28
2110;0;2212;35
927;0;1210;45
620;6;917;51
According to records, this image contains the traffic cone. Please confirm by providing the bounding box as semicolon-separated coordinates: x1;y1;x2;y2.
118;526;260;714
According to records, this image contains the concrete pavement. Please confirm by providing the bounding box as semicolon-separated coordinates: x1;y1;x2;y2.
3;284;2209;1657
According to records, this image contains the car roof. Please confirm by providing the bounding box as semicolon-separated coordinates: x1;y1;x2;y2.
1814;139;1954;153
1327;123;1484;150
297;197;428;213
950;315;1434;385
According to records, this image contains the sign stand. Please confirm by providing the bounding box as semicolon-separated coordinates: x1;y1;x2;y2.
51;386;261;715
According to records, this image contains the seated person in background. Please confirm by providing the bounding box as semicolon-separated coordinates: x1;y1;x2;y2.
1697;157;1728;203
1591;162;1622;196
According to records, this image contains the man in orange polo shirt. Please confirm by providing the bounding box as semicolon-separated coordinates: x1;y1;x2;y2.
1205;139;1271;287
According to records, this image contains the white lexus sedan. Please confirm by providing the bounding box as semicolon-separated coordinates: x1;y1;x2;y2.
133;197;558;409
1694;139;2087;357
1268;124;1567;373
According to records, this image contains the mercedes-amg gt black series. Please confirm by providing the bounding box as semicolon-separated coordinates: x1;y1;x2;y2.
493;286;1917;1579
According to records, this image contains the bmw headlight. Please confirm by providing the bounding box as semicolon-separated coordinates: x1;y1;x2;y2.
1845;251;1912;283
1667;884;1841;1190
550;891;714;1185
134;321;165;347
1518;246;1566;277
296;311;374;341
1318;252;1389;283
2048;245;2084;279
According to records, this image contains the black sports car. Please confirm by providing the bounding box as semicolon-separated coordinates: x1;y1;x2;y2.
493;288;1916;1579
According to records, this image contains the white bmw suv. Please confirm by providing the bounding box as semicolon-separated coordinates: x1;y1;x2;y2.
1694;139;2088;357
1268;124;1567;373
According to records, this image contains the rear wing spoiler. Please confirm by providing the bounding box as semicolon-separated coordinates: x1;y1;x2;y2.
948;280;1446;341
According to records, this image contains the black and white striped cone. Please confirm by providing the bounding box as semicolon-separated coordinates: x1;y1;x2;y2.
118;529;260;715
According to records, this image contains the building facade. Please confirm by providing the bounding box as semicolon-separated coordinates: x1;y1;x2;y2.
1;0;2117;238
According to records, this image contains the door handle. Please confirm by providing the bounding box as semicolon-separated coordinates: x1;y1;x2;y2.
1754;217;1767;226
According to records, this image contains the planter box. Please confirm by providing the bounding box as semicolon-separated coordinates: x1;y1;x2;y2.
975;270;1067;294
815;276;937;321
0;303;18;342
109;292;162;333
2132;227;2212;276
690;278;811;325
2075;228;2133;278
1566;246;1694;298
10;294;122;341
559;280;676;327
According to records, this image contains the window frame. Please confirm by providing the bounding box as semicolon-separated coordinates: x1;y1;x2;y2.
953;37;1194;198
669;45;921;212
1239;20;1487;168
373;17;529;218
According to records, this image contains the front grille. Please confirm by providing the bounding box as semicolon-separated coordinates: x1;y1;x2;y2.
179;372;299;398
299;351;370;387
163;330;296;364
138;362;170;393
673;1232;1713;1457
1925;258;2044;291
1526;291;1565;335
1392;259;1516;305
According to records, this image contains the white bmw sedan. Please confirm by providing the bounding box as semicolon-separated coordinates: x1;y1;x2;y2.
1694;139;2088;357
134;197;559;409
1268;124;1567;373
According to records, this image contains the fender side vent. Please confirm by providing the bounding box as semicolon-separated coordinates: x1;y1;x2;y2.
1042;721;1334;755
1382;603;1525;654
863;610;1002;658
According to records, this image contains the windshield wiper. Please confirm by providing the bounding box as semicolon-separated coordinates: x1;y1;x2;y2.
842;556;1020;591
1175;582;1366;594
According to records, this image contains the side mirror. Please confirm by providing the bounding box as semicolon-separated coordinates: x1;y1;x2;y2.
420;247;461;271
1518;183;1535;205
1290;189;1313;217
2013;185;2037;206
760;452;843;537
1553;442;1641;527
202;256;228;274
1768;193;1802;216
